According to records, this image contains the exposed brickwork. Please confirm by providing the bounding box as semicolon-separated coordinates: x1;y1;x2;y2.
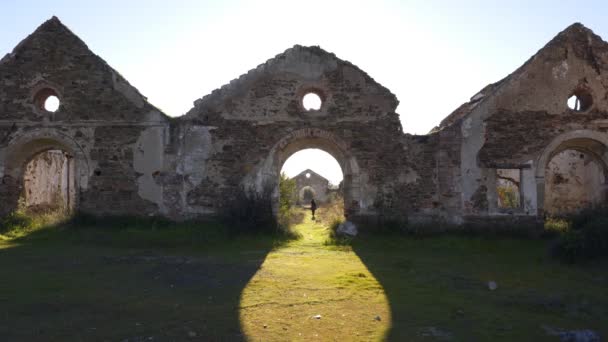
479;110;608;166
1;17;607;230
292;169;330;204
0;17;168;217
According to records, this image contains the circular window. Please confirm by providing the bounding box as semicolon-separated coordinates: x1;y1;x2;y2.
34;88;61;113
44;95;60;112
302;92;322;111
306;172;311;178
567;89;592;112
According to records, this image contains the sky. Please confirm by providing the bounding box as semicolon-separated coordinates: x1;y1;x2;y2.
2;0;607;183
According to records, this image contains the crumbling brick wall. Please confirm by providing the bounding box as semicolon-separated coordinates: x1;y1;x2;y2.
1;17;607;230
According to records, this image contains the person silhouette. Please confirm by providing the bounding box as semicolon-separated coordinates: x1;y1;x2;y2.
310;199;317;220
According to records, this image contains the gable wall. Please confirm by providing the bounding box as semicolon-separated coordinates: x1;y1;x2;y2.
456;24;608;225
1;18;607;231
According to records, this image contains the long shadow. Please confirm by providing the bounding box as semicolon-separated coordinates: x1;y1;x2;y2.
351;232;608;341
350;235;410;341
0;217;284;341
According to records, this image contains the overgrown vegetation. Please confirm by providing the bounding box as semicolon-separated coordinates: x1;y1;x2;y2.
1;208;607;340
220;176;300;238
315;192;347;243
0;200;70;239
220;184;280;235
497;184;520;208
277;172;302;231
549;206;608;262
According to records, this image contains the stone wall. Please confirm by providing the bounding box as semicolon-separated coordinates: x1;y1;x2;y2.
0;17;168;217
292;169;329;204
1;17;608;230
445;23;608;227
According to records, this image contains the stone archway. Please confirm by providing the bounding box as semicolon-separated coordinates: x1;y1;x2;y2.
299;186;316;204
248;128;361;219
535;130;608;215
1;130;90;215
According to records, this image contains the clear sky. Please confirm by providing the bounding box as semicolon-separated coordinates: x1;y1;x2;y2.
2;0;607;183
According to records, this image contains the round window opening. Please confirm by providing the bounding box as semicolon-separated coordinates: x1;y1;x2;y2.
567;89;593;112
44;95;60;112
306;172;311;178
302;92;322;111
34;88;61;113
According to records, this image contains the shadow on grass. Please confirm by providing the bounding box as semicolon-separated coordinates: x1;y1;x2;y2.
351;232;608;341
0;214;291;341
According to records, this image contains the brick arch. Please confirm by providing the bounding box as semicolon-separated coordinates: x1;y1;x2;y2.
251;128;362;218
534;130;608;214
2;129;90;214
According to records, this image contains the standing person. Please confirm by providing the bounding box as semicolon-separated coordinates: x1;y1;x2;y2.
310;199;317;220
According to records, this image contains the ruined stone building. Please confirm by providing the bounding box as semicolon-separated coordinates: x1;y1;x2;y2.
1;17;607;229
291;169;330;204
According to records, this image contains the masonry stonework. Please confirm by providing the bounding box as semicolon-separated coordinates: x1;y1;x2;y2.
292;169;330;204
1;18;607;231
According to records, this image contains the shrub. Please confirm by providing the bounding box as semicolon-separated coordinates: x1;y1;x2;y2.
551;206;608;262
317;195;344;232
0;200;71;238
277;173;297;230
544;217;570;236
552;229;586;263
221;185;278;235
570;206;608;230
327;217;344;239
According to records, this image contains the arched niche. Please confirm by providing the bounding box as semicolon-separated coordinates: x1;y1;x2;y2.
2;130;90;214
535;130;608;215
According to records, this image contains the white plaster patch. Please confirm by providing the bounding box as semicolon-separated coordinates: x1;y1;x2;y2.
552;60;569;80
133;127;164;207
180;126;214;187
462;117;473;138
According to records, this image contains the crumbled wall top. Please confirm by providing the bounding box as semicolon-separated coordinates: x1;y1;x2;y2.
0;16;168;122
183;45;399;123
437;23;608;131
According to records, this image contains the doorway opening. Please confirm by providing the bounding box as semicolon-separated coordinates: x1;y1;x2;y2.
279;148;344;227
21;149;75;216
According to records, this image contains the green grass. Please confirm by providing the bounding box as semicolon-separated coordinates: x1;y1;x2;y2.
0;209;606;341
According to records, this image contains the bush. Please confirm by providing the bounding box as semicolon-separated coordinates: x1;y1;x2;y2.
0;204;70;238
220;185;278;235
316;195;344;234
552;229;586;263
544;217;570;236
570;206;608;230
551;206;608;262
0;211;33;234
278;173;297;230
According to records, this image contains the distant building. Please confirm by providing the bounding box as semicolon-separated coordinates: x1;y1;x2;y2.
292;169;330;204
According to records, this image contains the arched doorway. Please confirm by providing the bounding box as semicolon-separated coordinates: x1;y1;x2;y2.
2;132;89;216
536;132;608;216
22;149;75;213
299;186;316;203
248;128;361;220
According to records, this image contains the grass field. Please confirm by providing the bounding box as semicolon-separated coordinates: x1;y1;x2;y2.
0;208;607;341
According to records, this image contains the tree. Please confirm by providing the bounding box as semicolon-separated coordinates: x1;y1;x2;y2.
279;172;296;212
